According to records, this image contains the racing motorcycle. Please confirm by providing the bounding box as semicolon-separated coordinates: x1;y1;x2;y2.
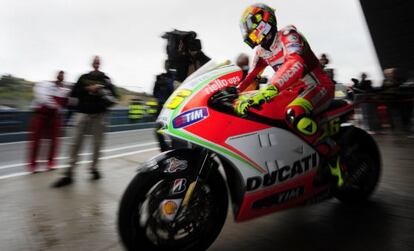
118;61;381;251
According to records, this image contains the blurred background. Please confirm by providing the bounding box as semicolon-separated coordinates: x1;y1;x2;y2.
0;0;413;250
1;0;412;136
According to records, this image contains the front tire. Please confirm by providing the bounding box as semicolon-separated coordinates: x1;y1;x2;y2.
118;163;228;251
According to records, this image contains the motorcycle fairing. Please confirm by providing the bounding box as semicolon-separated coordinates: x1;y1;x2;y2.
223;127;329;222
236;169;329;221
157;61;331;221
225;127;317;175
160;63;273;176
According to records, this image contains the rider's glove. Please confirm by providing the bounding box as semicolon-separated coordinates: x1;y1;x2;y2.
233;95;251;116
252;85;279;104
233;85;279;116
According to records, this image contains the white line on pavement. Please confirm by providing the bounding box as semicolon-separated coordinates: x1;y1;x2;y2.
0;147;159;180
0;142;158;170
100;142;157;153
54;141;158;159
0;128;155;146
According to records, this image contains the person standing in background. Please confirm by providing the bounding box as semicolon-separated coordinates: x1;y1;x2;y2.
53;56;118;187
153;60;175;115
319;53;336;84
153;60;175;151
28;70;69;173
158;30;211;150
173;35;210;149
357;73;373;91
353;73;381;134
185;38;210;77
383;68;412;134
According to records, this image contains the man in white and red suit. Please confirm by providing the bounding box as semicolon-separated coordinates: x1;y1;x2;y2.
28;70;69;172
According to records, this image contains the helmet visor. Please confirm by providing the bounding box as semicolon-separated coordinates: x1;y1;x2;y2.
240;15;260;48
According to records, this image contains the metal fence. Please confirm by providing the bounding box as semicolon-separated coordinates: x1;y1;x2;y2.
353;91;414;134
0;108;158;143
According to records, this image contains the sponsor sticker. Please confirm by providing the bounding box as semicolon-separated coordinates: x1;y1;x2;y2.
172;178;187;194
256;21;266;33
205;76;241;95
165;157;188;173
252;186;305;209
173;107;209;128
275;61;304;87
246;153;318;192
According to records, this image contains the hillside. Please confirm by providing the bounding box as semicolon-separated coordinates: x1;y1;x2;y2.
0;75;34;108
0;75;152;109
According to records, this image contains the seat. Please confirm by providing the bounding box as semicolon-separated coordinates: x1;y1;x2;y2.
326;99;349;111
319;99;353;123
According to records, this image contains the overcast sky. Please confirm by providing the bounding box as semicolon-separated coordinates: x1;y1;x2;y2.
0;0;382;93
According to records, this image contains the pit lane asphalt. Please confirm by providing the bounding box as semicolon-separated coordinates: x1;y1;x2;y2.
0;130;413;250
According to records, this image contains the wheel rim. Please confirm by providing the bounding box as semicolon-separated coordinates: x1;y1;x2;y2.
135;180;215;249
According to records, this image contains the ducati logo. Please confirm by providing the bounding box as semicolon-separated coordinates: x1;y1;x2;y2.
246;153;317;192
275;61;303;87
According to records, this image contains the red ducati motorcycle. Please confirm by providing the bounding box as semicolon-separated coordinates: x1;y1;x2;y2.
118;61;381;251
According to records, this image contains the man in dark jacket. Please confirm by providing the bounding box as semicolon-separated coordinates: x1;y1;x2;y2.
153;61;175;110
53;56;118;187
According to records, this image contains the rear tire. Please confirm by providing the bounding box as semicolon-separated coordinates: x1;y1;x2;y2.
118;162;228;251
334;126;381;204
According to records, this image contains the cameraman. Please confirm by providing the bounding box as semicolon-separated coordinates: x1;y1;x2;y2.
153;60;175;113
156;30;210;150
53;56;118;187
163;30;210;83
185;38;210;77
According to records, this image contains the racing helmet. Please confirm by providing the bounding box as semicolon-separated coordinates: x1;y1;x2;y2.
240;4;277;48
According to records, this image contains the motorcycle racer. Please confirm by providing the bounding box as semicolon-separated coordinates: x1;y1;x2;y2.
234;3;344;188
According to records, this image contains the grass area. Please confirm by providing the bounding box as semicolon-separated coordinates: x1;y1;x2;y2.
0;74;153;108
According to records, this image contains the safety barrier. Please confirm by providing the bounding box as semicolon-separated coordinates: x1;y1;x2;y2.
0;108;158;143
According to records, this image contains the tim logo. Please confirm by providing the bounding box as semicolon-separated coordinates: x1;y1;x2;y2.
173;107;208;128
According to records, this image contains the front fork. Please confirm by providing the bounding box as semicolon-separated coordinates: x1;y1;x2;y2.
182;149;215;206
161;149;218;221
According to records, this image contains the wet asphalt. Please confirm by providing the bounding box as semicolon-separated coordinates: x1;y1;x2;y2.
0;131;413;251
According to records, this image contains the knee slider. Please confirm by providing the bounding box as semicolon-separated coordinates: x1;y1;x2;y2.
285;106;317;136
296;117;318;136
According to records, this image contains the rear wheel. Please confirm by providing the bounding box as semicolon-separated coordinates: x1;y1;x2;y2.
118;163;228;251
334;126;381;204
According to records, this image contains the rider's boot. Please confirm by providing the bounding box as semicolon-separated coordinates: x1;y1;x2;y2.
327;155;345;188
315;137;345;189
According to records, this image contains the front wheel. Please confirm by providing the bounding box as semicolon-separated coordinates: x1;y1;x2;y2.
118;162;228;251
